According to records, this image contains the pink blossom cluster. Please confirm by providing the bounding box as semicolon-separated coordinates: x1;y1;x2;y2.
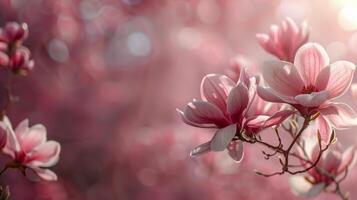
0;22;34;75
179;17;357;199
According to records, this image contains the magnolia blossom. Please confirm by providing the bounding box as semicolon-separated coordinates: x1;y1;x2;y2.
258;43;357;143
178;68;293;162
0;116;60;181
289;124;356;197
256;17;308;62
9;47;34;74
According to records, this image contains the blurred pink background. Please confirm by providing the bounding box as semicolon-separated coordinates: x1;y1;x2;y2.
1;0;357;199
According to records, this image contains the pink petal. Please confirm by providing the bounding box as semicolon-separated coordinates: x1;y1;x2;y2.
27;141;60;167
190;142;211;157
177;109;216;128
210;124;237;152
227;140;244;162
227;83;249;123
262;60;305;97
294;43;329;86
320;150;341;173
200;74;235;111
15;119;29;138
289;176;325;197
30;167;58;181
181;101;228;127
294;90;329;107
351;83;357;100
337;146;355;174
245;115;269;129
316;61;356;99
1;116;20;157
316;116;332;148
257;86;289;103
320;103;357;129
19;124;47;153
262;110;295;128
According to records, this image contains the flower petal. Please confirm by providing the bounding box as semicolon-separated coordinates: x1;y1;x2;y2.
294;90;329;107
1;116;21;156
257;86;293;103
294;43;329;86
15;119;29;138
30;167;58;181
181;101;228;127
227;83;249;123
190;142;211;157
289;176;325;197
210;124;237;152
320;103;357;129
27;141;60;167
19;124;47;153
316;61;356;99
227;140;244;162
262;110;295;128
200;74;235;111
262;60;305;97
337;146;355;174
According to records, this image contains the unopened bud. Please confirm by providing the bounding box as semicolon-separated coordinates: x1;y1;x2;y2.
3;22;28;43
9;47;34;75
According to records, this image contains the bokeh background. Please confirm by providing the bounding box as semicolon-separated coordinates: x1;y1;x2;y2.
0;0;357;199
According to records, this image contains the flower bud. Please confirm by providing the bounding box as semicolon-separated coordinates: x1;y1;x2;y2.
0;22;28;43
9;47;34;75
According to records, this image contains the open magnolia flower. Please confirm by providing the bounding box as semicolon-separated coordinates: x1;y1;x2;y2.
258;42;357;143
289;123;356;198
178;68;293;162
256;17;308;62
0;116;60;181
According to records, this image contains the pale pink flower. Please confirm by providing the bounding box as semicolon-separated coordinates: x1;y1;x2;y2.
178;69;294;162
0;116;60;181
289;124;356;197
258;43;357;142
256;17;308;62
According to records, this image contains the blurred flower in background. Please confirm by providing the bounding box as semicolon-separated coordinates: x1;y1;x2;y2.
0;0;357;199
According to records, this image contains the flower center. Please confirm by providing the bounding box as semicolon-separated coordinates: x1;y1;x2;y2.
301;85;318;94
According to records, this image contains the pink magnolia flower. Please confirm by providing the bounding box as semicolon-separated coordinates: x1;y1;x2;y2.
289;124;356;197
0;116;60;181
258;43;357;143
256;17;308;62
178;69;294;162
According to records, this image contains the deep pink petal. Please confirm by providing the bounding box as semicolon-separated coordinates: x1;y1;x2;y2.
320;103;357;129
227;83;249;123
210;124;236;152
262;60;305;97
177;109;217;128
316;61;356;99
181;101;228;127
294;43;329;86
200;74;235;111
294;91;329;107
227;140;244;162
